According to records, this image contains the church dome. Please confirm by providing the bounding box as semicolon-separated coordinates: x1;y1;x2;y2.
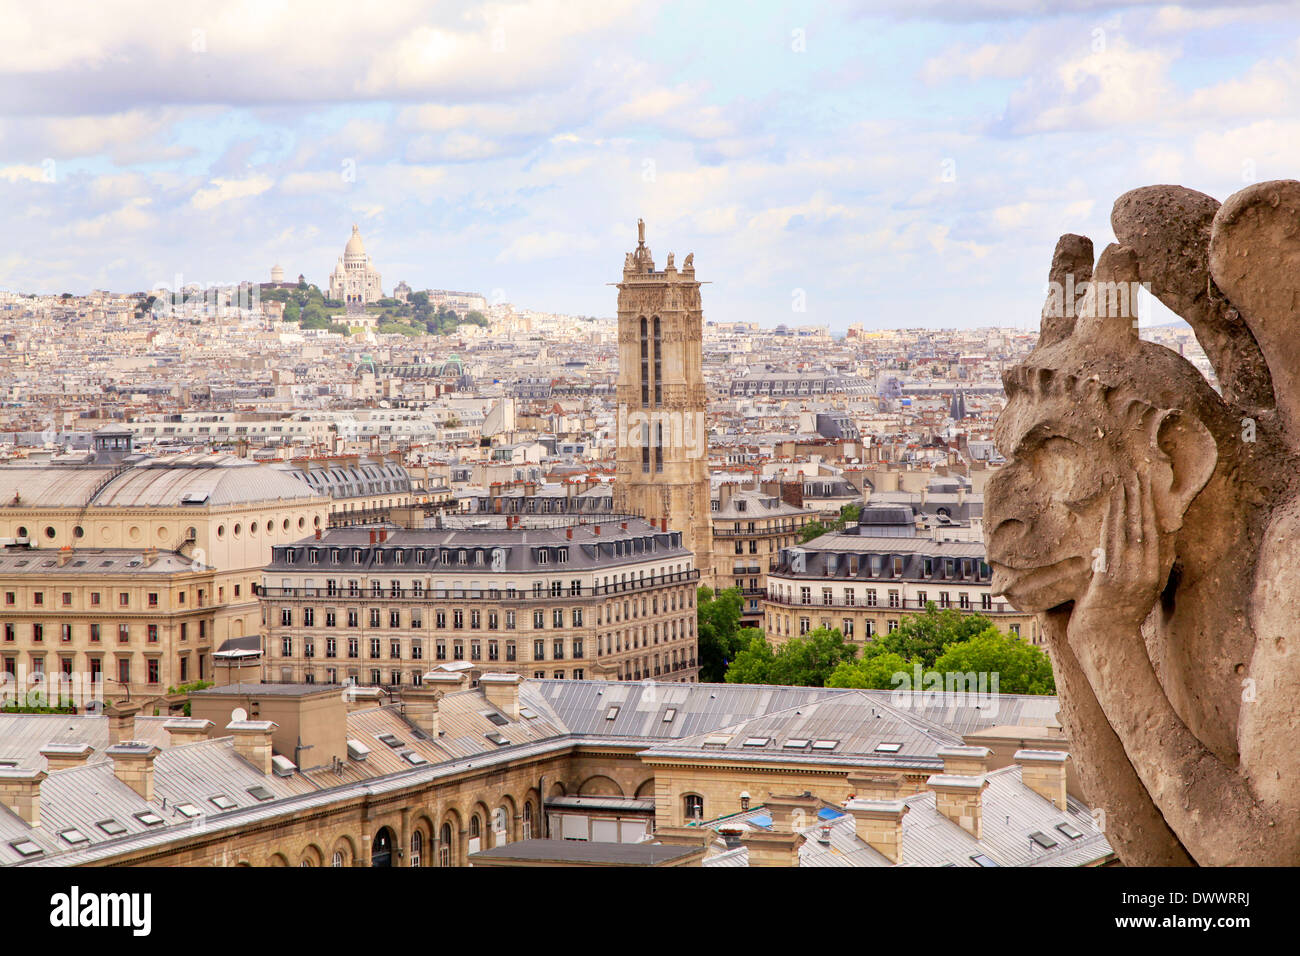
345;224;366;257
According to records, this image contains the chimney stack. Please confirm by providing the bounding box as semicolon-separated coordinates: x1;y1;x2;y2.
0;769;46;826
369;530;377;545
938;745;991;777
928;773;989;839
845;798;909;863
163;717;214;747
227;720;278;775
39;743;95;772
379;528;388;543
480;672;522;720
105;701;142;747
846;771;903;801
765;792;821;833
741;828;802;867
106;742;160;800
1015;749;1070;810
400;684;442;737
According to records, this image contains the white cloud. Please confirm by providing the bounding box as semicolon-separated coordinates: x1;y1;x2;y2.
189;175;273;210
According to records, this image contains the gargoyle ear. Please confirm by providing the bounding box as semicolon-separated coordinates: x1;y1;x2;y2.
1150;409;1217;533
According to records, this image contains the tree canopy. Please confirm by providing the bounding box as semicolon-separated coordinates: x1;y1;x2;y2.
725;626;859;687
826;604;1055;695
696;586;751;683
800;503;862;543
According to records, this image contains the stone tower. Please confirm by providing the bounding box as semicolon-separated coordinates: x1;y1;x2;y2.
614;220;713;582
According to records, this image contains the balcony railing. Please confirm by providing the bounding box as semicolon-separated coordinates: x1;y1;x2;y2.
763;594;1018;614
261;569;700;601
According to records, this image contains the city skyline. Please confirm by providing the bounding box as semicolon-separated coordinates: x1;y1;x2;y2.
2;1;1296;329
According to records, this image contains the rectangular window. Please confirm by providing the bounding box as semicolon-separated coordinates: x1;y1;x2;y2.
117;624;129;643
534;639;545;660
147;625;158;643
553;639;565;660
506;641;516;662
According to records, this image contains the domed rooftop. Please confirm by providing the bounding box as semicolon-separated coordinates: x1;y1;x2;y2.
344;224;366;257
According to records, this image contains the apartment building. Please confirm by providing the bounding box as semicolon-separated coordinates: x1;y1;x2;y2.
0;548;219;706
709;483;817;626
0;429;330;705
262;519;700;687
764;527;1039;646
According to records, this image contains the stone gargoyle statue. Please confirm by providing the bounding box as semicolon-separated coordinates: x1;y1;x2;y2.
985;180;1300;866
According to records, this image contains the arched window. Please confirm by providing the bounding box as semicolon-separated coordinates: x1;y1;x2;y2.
331;851;344;868
684;794;704;821
522;802;533;840
639;317;649;407
652;316;662;406
468;814;482;854
410;829;423;868
438;823;452;867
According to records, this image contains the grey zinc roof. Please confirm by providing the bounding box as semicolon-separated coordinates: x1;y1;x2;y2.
638;691;961;767
0;714;172;772
266;520;688;574
534;679;849;740
860;690;1061;737
697;765;1111;868
0;455;323;509
0;549;196;576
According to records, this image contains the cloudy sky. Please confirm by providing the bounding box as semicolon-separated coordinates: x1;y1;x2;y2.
1;0;1296;330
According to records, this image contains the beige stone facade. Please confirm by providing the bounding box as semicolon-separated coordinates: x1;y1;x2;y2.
262;522;701;687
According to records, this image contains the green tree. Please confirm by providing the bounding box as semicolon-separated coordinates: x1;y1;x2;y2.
932;629;1056;695
827;651;912;689
870;603;994;668
723;632;777;684
799;521;831;543
725;627;858;687
798;504;862;543
696;586;749;682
